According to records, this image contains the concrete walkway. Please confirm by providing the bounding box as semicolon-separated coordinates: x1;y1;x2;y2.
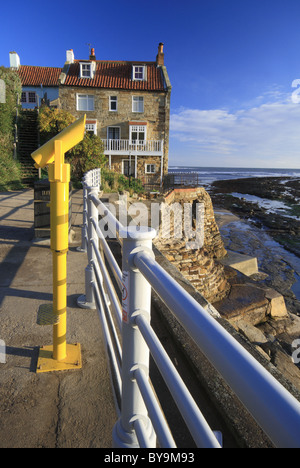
0;189;116;448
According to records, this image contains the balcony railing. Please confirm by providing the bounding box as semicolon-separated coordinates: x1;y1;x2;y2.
103;139;163;155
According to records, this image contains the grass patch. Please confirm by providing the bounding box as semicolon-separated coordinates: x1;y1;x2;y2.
0;135;24;191
0;155;24;191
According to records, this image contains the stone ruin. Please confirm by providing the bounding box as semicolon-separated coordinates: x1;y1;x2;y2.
154;187;230;303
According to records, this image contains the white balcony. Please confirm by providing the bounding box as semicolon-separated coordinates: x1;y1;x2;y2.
103;139;163;156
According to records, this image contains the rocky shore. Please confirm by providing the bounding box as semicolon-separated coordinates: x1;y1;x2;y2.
210;177;300;312
208;177;300;391
210;176;300;257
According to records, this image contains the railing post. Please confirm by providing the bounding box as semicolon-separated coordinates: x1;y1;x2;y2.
77;182;88;253
77;184;99;309
113;226;157;448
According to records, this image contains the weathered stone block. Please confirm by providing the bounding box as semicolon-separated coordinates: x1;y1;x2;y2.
214;284;269;325
220;250;258;277
265;289;288;318
235;319;269;345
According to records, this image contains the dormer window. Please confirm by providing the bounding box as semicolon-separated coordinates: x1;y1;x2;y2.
80;62;92;79
133;65;146;81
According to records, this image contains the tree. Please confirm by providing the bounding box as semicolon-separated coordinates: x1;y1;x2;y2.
38;106;106;181
38;106;75;144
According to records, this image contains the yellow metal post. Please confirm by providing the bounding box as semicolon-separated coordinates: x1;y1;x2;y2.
31;115;86;373
50;145;68;362
52;251;67;361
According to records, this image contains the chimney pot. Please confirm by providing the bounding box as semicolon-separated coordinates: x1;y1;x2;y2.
66;49;75;64
89;48;96;61
156;42;164;66
9;51;20;70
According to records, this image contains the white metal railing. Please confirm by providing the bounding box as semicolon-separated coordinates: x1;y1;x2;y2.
103;139;163;154
77;168;300;449
76;168;101;255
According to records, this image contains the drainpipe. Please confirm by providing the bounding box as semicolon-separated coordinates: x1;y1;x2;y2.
160;140;164;188
14;92;20;160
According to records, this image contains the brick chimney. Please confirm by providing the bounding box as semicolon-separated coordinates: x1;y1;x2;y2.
66;49;75;64
9;51;20;70
89;48;96;61
156;43;164;66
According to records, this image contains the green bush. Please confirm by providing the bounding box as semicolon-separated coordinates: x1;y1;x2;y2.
0;66;22;136
101;168;144;195
67;133;106;182
0;140;23;190
0;67;23;191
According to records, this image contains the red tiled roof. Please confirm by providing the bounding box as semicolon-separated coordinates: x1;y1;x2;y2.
18;65;62;87
63;61;165;91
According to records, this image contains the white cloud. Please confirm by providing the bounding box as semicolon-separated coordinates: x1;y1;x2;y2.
170;93;300;168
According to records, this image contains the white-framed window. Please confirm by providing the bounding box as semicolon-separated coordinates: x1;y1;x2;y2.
76;94;94;111
132;96;144;113
21;91;37;104
85;122;97;135
133;65;146;81
130;125;147;142
109;95;118;112
107;126;121;140
122;159;135;177
145;164;156;174
80;62;92;78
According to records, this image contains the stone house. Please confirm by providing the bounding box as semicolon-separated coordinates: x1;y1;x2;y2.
11;43;171;185
58;44;171;185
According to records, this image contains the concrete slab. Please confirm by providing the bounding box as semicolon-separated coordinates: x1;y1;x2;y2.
0;189;117;448
220;250;258;276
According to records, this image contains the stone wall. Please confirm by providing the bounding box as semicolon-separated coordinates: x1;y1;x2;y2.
110;155;162;182
154;187;230;303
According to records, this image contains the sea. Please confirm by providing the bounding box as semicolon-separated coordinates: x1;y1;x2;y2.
168;166;300;302
168;166;300;188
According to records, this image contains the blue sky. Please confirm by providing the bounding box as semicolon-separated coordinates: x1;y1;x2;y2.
1;0;300;168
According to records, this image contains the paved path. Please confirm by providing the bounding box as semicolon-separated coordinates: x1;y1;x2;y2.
0;189;116;448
